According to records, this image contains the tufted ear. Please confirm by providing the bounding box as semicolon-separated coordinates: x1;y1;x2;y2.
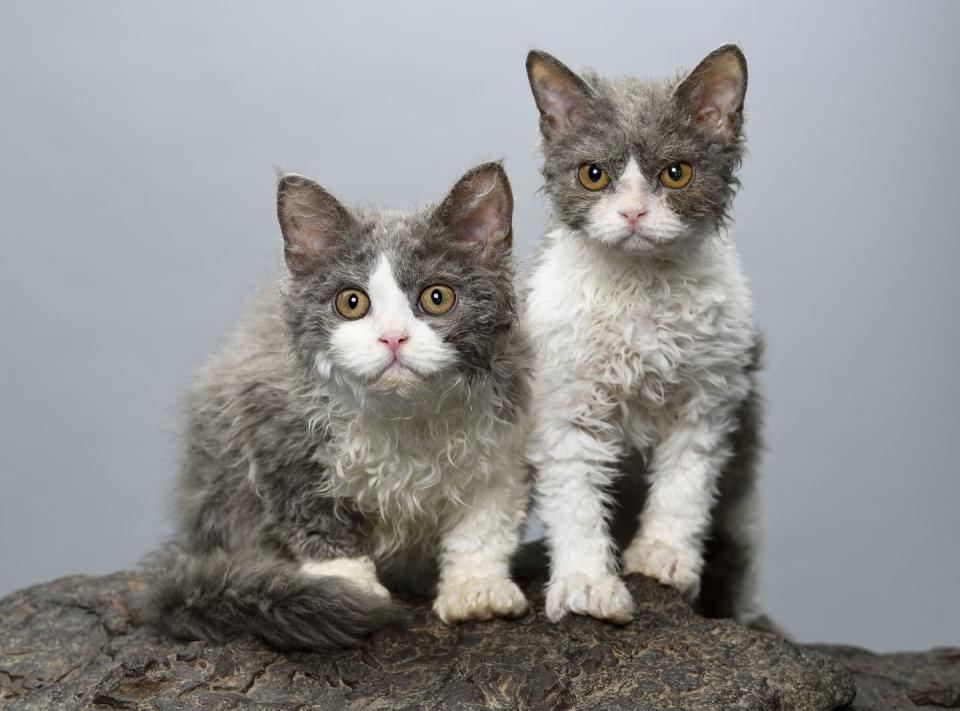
526;50;594;140
277;174;355;274
675;44;748;140
434;162;513;262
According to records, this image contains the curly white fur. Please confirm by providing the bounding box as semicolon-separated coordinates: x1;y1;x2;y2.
526;221;757;623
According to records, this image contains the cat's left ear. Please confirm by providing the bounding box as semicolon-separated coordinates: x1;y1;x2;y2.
434;162;513;262
675;44;748;140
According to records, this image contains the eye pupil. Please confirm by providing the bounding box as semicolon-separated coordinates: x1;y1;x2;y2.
669;165;682;180
431;289;443;305
588;165;601;182
348;294;358;309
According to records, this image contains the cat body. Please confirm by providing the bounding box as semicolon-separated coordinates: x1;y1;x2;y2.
523;46;763;624
136;162;532;650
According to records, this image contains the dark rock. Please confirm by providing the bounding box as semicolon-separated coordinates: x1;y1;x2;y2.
0;570;952;710
808;644;960;710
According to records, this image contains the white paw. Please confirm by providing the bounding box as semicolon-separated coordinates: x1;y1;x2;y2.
622;538;701;598
545;572;635;624
433;576;529;625
300;556;391;599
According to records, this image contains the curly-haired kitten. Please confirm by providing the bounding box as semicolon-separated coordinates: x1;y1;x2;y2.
135;162;532;650
524;46;764;624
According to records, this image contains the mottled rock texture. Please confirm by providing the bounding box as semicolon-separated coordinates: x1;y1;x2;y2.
0;570;955;710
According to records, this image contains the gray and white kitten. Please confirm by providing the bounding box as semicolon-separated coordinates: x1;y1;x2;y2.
523;46;764;624
135;162;532;650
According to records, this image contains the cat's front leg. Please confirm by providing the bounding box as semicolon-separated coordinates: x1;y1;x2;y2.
432;461;529;625
531;402;635;624
622;413;735;599
535;447;635;624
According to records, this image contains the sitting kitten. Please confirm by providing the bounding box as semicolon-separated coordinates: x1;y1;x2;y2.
135;162;531;650
523;46;763;624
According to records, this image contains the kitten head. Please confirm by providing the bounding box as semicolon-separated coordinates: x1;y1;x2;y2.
277;162;516;396
526;45;747;255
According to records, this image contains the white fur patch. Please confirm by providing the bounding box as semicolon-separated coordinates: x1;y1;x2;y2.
311;372;530;557
300;556;390;599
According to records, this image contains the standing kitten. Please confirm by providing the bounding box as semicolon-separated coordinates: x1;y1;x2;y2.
135;162;531;650
524;46;763;624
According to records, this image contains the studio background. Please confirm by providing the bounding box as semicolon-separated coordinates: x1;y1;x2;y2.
2;1;958;652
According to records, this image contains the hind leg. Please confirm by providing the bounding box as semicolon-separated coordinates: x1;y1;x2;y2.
697;386;763;623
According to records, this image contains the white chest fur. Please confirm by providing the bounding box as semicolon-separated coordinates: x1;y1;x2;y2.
315;377;519;553
526;228;756;449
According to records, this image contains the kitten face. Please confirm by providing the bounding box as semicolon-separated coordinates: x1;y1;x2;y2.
323;251;458;388
277;163;516;395
526;46;748;255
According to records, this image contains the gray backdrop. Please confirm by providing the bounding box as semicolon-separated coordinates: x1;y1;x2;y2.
1;1;957;653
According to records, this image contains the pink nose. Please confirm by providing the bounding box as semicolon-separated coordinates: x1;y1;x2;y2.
378;331;409;355
618;209;647;227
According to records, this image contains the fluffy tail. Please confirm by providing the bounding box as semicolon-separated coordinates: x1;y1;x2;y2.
130;546;401;651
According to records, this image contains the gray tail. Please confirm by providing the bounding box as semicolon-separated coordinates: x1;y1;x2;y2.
130;545;402;651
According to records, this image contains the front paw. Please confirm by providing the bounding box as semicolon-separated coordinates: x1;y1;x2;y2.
433;576;529;625
622;538;701;598
545;572;635;624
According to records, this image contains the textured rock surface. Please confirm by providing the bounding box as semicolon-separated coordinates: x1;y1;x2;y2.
0;571;954;710
808;644;960;710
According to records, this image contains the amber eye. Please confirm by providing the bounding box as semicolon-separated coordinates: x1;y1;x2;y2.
334;288;370;319
419;285;456;316
577;163;611;191
659;162;693;189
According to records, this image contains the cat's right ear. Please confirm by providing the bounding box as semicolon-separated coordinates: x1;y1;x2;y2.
434;161;513;263
277;174;355;275
674;44;748;141
526;50;593;140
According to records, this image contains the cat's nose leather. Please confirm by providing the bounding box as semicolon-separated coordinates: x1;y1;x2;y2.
378;331;410;354
618;209;648;227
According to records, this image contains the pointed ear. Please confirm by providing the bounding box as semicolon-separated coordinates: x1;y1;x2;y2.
675;44;748;140
526;50;593;140
434;162;513;262
277;174;355;274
